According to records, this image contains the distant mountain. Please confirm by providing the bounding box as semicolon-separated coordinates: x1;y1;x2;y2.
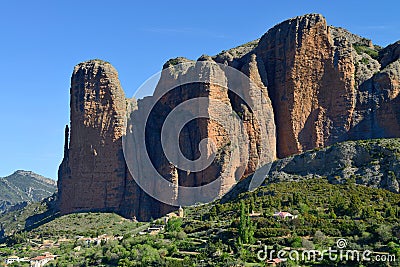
0;170;57;213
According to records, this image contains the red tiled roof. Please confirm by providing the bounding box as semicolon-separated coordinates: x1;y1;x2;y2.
267;258;283;263
31;255;54;261
31;255;47;261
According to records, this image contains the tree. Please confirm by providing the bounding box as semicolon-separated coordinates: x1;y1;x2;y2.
209;206;217;220
238;200;255;244
375;224;392;243
329;209;337;219
361;205;375;220
313;230;327;245
238;200;247;244
349;195;362;217
166;218;182;232
259;204;264;216
250;196;255;214
384;203;396;218
118;258;135;267
302;239;314;250
290;236;302;248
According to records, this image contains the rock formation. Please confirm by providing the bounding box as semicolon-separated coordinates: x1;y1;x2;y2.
58;60;127;215
58;14;400;221
255;14;355;157
58;58;276;220
124;59;276;207
221;138;400;203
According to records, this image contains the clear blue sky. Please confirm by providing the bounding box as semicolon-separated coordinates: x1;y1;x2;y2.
0;0;399;179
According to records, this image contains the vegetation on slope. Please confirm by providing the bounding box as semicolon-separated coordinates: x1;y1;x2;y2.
0;170;56;213
0;178;398;266
353;44;380;60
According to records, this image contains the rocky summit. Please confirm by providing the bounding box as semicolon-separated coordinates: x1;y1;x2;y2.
58;14;400;221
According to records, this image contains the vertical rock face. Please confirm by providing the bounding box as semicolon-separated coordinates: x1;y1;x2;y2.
379;41;400;69
58;60;128;215
59;14;400;220
122;59;276;212
256;14;356;157
344;42;400;140
367;59;400;137
58;59;276;220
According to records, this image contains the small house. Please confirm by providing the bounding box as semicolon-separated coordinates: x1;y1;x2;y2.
273;211;298;220
30;252;56;267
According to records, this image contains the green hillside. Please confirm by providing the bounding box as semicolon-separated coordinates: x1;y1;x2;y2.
1;179;399;266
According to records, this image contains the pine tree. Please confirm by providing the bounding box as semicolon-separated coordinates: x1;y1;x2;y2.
238;200;247;244
250;196;255;214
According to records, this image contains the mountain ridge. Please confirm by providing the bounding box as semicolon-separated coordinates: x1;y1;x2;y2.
0;170;57;214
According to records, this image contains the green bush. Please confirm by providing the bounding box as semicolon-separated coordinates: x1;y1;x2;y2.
353;44;379;60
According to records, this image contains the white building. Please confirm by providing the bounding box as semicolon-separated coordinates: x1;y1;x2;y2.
30;252;56;267
5;255;29;265
273;211;298;220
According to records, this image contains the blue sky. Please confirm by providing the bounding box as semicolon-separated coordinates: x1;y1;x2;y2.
0;0;399;179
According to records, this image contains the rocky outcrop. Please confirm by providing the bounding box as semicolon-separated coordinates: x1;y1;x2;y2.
123;59;276;207
58;60;174;220
329;27;374;48
379;41;400;68
255;14;356;157
222;138;400;203
264;138;400;194
349;42;400;140
58;60;129;215
58;59;276;220
236;14;400;159
58;14;400;221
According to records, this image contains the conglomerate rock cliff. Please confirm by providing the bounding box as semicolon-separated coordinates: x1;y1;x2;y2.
122;59;276;209
58;60;128;215
58;14;400;220
256;14;356;157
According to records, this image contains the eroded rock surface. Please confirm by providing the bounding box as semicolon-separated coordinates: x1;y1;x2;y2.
58;14;400;221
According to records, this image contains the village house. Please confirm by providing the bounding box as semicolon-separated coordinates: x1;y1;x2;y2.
79;236;99;246
147;227;161;235
146;224;165;235
273;211;298;220
5;255;29;265
266;257;286;266
77;234;120;246
30;252;56;267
